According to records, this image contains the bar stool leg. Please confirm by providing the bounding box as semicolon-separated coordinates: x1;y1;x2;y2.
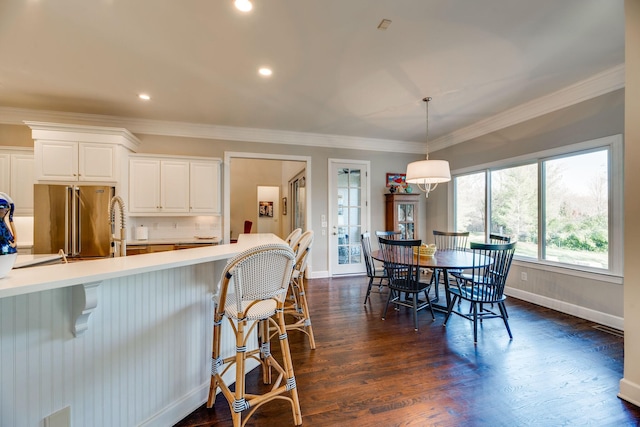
276;309;303;425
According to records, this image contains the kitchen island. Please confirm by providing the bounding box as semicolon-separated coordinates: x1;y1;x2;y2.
0;233;281;427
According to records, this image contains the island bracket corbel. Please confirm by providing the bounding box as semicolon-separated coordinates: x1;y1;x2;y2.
72;281;101;337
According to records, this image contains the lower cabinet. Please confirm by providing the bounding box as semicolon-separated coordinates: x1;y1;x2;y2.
126;243;215;255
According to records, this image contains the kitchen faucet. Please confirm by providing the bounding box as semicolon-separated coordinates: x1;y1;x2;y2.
109;195;127;257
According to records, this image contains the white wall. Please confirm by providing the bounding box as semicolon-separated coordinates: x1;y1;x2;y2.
620;0;640;407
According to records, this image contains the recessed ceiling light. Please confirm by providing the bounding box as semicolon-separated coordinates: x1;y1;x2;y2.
258;67;272;77
234;0;252;12
138;94;151;100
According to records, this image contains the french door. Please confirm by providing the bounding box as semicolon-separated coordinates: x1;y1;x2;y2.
329;160;370;275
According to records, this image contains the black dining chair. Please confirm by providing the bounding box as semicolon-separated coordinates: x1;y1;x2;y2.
375;230;403;241
361;232;389;304
489;233;512;244
431;230;470;299
379;237;435;331
444;241;517;343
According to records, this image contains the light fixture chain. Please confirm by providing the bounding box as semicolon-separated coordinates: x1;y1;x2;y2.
423;96;432;160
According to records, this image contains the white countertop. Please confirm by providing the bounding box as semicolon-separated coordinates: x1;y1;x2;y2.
0;233;281;299
14;253;65;268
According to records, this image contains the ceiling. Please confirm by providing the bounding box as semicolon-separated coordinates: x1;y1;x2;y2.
0;0;625;152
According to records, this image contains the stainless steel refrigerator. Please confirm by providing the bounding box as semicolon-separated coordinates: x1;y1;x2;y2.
34;184;114;257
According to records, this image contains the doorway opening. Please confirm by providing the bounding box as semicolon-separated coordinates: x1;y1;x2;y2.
224;152;312;244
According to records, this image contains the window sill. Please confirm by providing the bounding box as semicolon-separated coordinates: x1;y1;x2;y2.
512;258;623;285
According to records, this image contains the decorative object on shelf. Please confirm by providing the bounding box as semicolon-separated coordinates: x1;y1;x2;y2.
405;97;451;198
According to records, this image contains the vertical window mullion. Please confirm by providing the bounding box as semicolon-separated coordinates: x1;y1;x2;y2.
539;161;545;261
485;169;491;242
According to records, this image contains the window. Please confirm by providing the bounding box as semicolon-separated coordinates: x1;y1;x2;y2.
454;172;485;244
491;164;538;258
543;150;608;269
453;135;622;275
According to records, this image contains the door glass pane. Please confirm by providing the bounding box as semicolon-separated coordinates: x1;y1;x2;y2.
349;169;361;186
406;223;414;239
405;204;413;222
336;167;363;265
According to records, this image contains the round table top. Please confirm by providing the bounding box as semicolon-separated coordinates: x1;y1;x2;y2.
372;249;487;270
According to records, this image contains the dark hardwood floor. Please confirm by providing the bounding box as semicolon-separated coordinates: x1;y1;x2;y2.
175;275;640;426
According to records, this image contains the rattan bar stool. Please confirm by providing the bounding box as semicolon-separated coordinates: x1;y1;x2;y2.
283;230;316;349
285;228;303;248
207;243;302;426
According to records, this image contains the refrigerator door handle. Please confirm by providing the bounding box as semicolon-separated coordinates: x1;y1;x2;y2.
71;186;80;256
65;186;72;255
76;187;81;256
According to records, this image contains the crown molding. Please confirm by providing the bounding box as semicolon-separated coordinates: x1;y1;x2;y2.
0;64;624;154
0;106;425;154
429;64;625;152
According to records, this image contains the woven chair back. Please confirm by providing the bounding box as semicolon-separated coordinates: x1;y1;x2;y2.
218;243;296;314
293;230;314;274
285;228;303;247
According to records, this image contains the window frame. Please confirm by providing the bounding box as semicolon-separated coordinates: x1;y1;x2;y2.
451;134;623;280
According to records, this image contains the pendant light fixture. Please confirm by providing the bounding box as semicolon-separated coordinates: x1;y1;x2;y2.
405;97;451;198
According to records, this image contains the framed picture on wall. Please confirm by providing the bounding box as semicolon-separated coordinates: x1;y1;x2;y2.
259;201;274;217
386;173;406;187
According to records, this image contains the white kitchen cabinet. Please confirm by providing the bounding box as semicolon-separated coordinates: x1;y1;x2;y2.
129;158;190;213
0;149;35;216
129;155;221;215
129;158;161;213
160;160;190;212
26;122;141;206
10;153;35;215
190;160;221;214
0;154;9;193
34;140;116;182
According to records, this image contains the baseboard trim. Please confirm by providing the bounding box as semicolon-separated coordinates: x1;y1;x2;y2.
138;360;260;426
618;378;640;407
138;382;208;427
505;286;624;331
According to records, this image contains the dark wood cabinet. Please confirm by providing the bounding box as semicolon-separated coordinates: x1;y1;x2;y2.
385;193;419;239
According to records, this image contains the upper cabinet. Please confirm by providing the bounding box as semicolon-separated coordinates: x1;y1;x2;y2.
129;155;221;216
34;141;117;182
190;160;221;214
26;122;140;185
0;148;35;216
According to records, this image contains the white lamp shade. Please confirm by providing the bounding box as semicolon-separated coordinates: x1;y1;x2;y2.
405;159;451;184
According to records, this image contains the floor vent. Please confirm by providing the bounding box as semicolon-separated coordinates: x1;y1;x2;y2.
593;325;624;338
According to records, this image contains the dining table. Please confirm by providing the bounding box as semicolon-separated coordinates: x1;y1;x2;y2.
371;248;491;312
